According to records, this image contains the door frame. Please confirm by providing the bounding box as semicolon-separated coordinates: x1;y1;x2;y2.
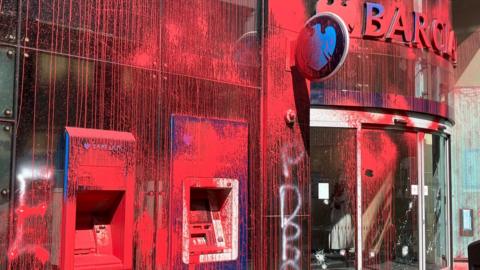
310;108;452;270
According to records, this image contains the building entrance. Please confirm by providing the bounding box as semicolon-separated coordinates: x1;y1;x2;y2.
310;109;451;270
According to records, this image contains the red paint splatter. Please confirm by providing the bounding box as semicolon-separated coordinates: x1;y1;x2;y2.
269;0;308;31
32;246;50;265
135;211;154;258
15;203;48;219
8;245;50;266
8;202;50;266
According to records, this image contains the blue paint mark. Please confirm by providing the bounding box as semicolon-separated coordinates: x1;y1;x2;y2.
171;115;249;269
63;132;70;199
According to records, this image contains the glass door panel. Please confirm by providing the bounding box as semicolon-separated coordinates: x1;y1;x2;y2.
310;127;357;269
361;129;419;269
424;134;449;269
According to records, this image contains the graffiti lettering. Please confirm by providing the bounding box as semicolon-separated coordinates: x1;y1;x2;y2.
279;185;302;270
279;144;304;270
281;145;305;179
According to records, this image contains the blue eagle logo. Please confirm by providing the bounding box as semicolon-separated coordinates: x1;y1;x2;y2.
307;23;337;70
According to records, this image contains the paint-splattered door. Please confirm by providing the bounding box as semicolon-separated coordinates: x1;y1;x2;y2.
310;127;357;269
310;109;452;270
361;129;420;269
423;133;449;269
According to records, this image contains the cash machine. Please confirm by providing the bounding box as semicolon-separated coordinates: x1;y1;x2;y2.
170;116;248;268
61;127;135;269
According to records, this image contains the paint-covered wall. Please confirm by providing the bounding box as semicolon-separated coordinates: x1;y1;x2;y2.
0;0;463;269
0;0;261;269
262;1;455;269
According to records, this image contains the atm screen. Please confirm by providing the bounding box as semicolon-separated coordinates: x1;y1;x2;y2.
190;197;211;223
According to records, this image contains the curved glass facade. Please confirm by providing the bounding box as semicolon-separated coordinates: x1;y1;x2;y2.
308;0;455;120
311;39;455;118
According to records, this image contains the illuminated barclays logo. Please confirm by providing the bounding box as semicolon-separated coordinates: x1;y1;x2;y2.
295;12;349;81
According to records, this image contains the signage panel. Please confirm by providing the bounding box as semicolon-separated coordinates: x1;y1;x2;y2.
295;12;350;81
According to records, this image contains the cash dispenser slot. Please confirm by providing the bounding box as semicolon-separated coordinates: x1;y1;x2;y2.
183;178;239;264
189;187;231;255
74;190;125;267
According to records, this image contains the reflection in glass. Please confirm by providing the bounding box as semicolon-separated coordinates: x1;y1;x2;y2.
361;129;419;269
424;134;449;269
311;128;356;269
162;0;260;85
415;60;426;98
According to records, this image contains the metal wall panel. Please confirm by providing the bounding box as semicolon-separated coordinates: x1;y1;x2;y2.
0;122;12;268
0;46;15;119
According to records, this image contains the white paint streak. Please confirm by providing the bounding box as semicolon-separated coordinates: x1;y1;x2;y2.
281;145;304;179
279;185;301;270
8;166;52;263
279;144;304;270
